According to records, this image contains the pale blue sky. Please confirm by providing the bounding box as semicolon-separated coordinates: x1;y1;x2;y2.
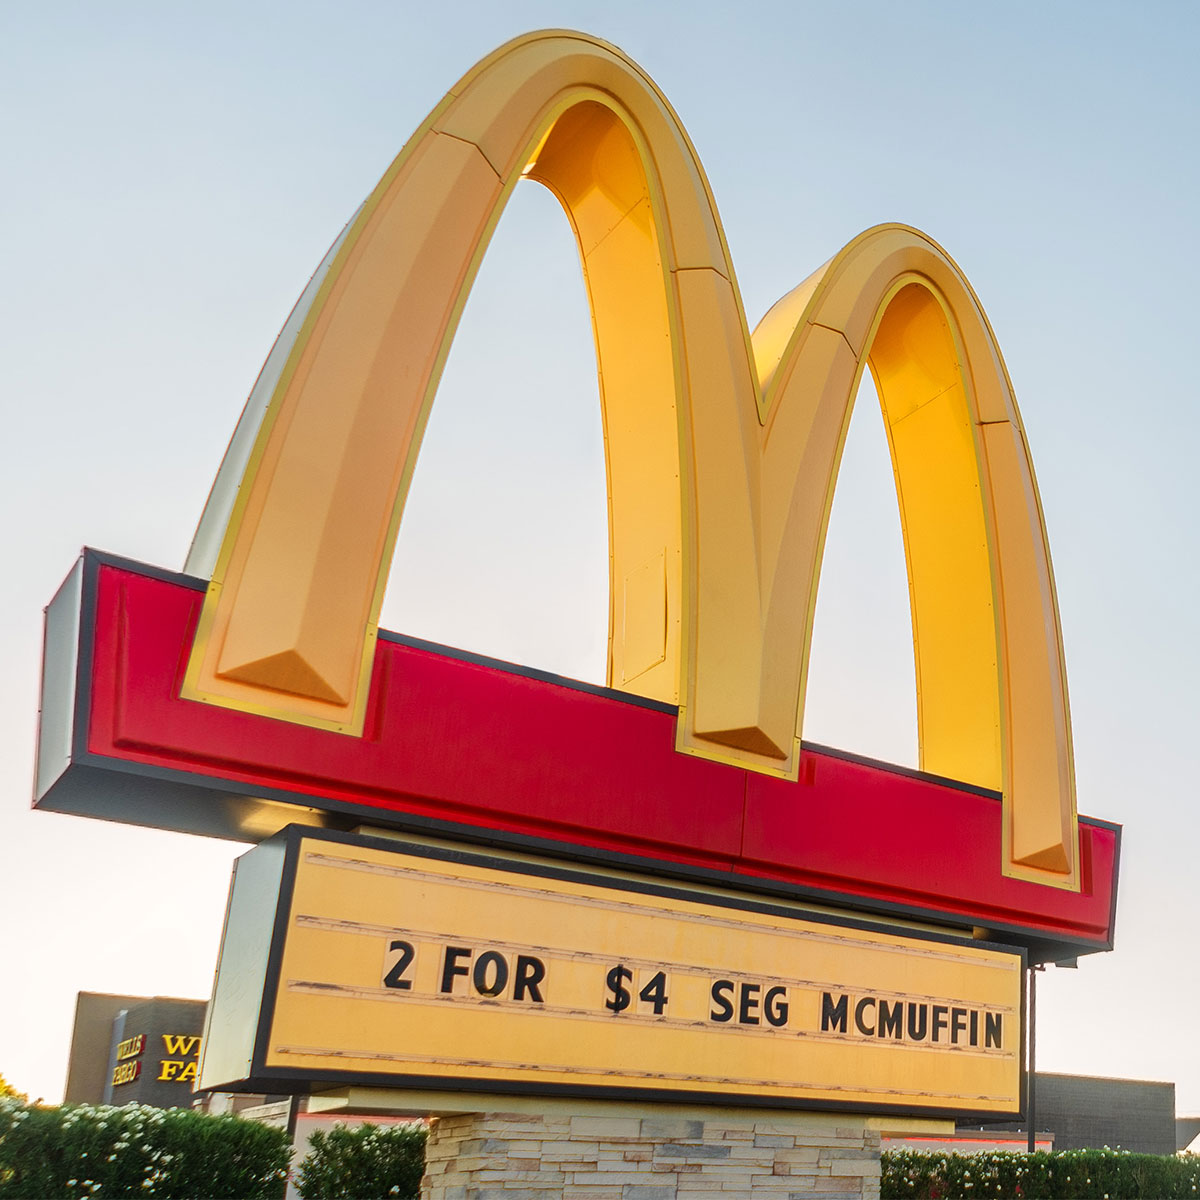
2;2;1197;1108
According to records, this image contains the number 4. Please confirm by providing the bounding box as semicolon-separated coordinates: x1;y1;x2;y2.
639;970;669;1015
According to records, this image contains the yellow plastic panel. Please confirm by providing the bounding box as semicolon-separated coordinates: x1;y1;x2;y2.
870;284;1001;791
675;265;771;757
621;551;668;684
184;131;507;728
754;325;860;764
437;35;728;272
980;421;1077;878
801;228;928;358
529;104;681;704
752;261;829;396
184;32;1078;886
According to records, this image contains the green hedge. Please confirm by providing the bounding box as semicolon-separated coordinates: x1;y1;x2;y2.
294;1122;426;1200
12;1101;1200;1200
882;1148;1200;1199
291;1132;1200;1199
0;1098;290;1199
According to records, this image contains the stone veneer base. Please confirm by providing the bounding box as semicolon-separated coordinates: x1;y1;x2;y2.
420;1108;881;1199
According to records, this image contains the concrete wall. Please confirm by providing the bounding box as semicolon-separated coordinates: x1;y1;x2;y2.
974;1073;1176;1156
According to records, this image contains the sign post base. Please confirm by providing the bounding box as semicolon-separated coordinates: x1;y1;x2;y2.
419;1105;884;1199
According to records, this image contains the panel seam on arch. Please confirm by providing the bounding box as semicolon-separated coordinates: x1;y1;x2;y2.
435;130;503;181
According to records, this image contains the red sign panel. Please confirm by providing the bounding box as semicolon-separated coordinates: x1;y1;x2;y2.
35;552;1117;962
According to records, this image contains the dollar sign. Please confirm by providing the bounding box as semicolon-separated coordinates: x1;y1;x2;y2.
605;964;632;1012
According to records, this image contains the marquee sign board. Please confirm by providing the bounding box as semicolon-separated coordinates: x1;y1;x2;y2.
199;827;1024;1117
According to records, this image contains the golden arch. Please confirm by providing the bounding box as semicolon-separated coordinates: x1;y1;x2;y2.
182;31;1077;887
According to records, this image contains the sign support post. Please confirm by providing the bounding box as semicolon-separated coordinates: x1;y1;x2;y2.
1027;965;1042;1154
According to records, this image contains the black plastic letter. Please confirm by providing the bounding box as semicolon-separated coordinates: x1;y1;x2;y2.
710;979;735;1023
440;946;472;993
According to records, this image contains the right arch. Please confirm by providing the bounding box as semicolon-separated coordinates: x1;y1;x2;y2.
748;226;1077;885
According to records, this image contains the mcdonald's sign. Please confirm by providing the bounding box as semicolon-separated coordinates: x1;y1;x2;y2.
34;31;1117;964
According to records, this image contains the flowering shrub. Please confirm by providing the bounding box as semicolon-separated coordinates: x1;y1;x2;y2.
882;1147;1200;1199
295;1123;427;1200
0;1097;289;1198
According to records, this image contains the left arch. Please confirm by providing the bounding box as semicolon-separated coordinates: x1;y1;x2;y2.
182;30;1077;886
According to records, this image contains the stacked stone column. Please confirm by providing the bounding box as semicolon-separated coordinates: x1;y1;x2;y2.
421;1108;881;1198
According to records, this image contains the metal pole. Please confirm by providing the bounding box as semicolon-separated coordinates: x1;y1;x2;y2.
283;1093;303;1200
1027;965;1037;1153
286;1092;301;1140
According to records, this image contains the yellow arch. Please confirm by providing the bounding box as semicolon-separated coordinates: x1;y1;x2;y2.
182;31;1077;887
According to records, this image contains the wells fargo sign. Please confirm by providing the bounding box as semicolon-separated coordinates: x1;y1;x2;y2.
35;31;1118;1112
110;1032;202;1090
199;829;1023;1116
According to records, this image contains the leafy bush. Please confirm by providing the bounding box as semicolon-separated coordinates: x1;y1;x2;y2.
0;1097;289;1199
295;1122;427;1200
882;1147;1200;1199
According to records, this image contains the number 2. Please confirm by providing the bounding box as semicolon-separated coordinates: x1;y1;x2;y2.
383;939;416;989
